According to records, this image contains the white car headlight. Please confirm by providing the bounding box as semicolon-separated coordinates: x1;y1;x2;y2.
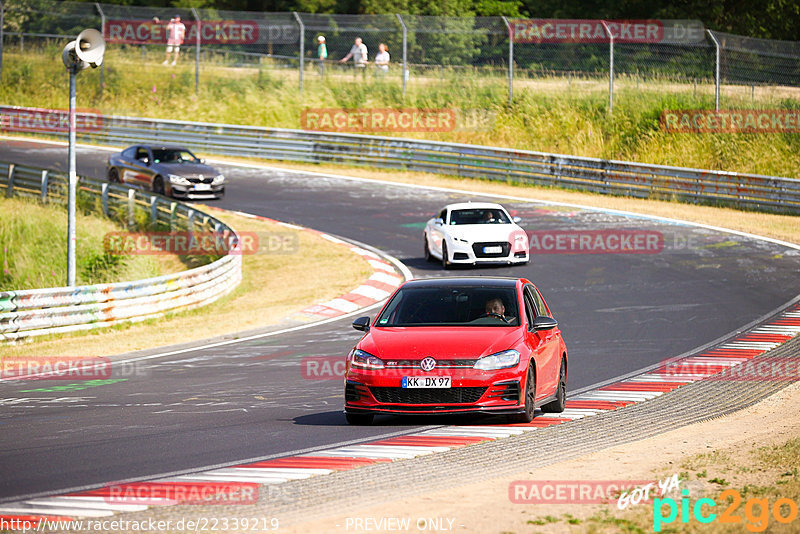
473;349;520;370
212;174;225;185
169;174;190;185
349;349;385;370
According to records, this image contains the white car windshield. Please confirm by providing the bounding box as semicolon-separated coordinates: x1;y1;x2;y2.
450;208;511;225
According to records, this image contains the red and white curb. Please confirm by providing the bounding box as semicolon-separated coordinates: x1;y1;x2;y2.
2;305;797;526
206;207;405;320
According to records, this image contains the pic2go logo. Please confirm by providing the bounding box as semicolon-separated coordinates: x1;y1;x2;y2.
654;489;799;532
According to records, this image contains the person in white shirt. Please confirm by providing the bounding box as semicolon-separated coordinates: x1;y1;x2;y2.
374;43;390;75
163;15;186;66
340;37;368;75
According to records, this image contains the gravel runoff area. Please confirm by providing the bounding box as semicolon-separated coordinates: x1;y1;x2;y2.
48;332;800;533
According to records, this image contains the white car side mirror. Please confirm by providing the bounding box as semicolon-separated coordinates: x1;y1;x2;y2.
513;216;522;223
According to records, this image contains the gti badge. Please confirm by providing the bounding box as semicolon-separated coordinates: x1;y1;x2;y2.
420;357;436;372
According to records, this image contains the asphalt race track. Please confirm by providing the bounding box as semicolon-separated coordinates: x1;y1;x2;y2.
1;139;799;502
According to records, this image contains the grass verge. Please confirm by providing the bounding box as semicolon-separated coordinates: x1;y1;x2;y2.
3;49;800;180
0;196;186;290
2;207;372;358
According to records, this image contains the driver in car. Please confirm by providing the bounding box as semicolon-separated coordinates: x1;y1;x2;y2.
485;297;514;322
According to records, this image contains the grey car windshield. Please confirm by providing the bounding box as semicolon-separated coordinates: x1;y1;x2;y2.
151;149;200;164
375;287;520;327
450;208;511;225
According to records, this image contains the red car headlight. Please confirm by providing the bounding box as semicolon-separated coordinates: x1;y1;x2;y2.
349;349;385;370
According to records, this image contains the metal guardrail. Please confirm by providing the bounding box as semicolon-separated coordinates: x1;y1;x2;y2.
2;106;799;213
0;159;242;342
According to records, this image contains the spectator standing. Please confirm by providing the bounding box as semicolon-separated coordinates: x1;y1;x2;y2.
163;15;186;66
339;37;368;75
317;35;328;77
374;43;390;76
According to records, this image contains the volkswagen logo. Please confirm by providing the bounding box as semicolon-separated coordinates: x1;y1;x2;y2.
420;357;437;372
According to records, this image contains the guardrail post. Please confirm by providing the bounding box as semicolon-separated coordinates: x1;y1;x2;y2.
6;163;14;198
601;21;614;114
396;14;408;98
95;2;105;97
149;195;158;228
127;188;135;229
40;170;48;202
292;12;304;95
191;7;200;95
0;2;5;80
501;16;513;105
707;29;721;111
101;182;109;216
169;201;177;230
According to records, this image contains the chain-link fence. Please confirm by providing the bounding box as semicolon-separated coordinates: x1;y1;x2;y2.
1;0;799;111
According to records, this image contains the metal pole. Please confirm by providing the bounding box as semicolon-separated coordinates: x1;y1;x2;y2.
501;16;513;105
191;7;200;94
707;29;720;111
397;14;407;98
67;68;77;287
293;12;304;94
95;3;104;98
0;2;5;81
601;20;614;114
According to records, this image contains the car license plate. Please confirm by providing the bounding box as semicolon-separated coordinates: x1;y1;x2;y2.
194;183;211;191
483;245;502;254
402;376;451;388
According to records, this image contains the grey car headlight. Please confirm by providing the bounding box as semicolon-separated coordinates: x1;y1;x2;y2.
212;174;225;185
169;174;190;185
473;349;520;370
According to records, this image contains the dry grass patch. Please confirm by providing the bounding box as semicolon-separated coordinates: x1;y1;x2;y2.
3;209;372;358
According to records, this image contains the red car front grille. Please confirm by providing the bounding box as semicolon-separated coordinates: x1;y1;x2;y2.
369;387;487;404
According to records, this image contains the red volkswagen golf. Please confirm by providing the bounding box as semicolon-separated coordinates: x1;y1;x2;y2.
344;277;567;425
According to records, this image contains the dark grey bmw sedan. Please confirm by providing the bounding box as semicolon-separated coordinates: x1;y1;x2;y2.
107;145;225;199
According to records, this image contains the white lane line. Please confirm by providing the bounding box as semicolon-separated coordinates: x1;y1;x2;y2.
350;285;391;300
751;326;800;335
164;474;290;484
230;467;334;476
574;391;663;401
320;234;348;245
309;449;421;460
634;373;707;382
0;504;113;518
322;298;361;313
720;341;782;350
22;497;148;513
369;271;404;286
203;468;322;480
367;259;395;272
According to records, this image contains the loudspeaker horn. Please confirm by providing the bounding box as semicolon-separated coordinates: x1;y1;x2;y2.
75;29;106;68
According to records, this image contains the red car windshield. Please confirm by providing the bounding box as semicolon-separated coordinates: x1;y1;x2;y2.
375;287;520;327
